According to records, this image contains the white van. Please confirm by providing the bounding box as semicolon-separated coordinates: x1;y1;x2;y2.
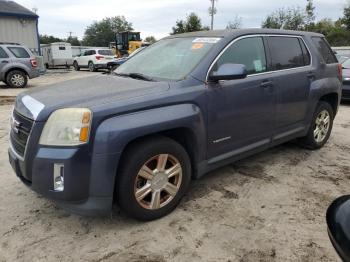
41;42;73;69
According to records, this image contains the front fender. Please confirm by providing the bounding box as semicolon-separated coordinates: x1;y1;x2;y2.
0;63;30;80
93;103;206;156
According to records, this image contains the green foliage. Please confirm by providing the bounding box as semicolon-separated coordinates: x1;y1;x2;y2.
227;16;242;29
171;13;209;35
144;36;157;44
82;16;133;47
39;34;63;44
66;36;81;46
262;7;305;30
262;1;350;46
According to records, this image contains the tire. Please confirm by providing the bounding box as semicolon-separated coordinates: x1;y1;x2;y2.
88;61;96;72
6;70;28;88
45;63;50;69
116;136;191;221
299;101;334;150
73;61;80;71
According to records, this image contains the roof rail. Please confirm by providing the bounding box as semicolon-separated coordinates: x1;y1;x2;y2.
0;42;21;45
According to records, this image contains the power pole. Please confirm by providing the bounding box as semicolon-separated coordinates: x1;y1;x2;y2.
209;0;217;30
68;31;73;38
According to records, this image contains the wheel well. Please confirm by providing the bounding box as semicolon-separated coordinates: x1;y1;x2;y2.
5;68;28;80
117;128;199;179
319;93;338;115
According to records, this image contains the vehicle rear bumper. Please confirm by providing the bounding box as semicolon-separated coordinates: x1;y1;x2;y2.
342;84;350;101
28;68;40;79
8;145;118;216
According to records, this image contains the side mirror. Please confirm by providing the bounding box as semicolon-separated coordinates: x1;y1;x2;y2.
326;195;350;261
209;63;247;82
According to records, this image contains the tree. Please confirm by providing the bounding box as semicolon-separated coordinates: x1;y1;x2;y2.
342;2;350;30
82;16;133;46
66;36;81;46
227;16;242;29
144;36;157;44
262;7;306;30
39;34;63;44
305;0;316;30
171;13;209;35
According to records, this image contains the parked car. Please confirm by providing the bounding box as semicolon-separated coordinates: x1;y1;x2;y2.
341;58;350;101
336;55;349;64
327;196;350;262
73;49;116;72
8;29;342;220
0;42;39;88
107;47;146;72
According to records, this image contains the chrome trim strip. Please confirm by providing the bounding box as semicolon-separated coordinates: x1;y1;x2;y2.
213;136;231;143
206;34;313;81
22;95;44;120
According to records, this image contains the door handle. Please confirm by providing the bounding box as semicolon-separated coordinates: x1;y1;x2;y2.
260;80;273;88
1;60;9;64
307;72;315;79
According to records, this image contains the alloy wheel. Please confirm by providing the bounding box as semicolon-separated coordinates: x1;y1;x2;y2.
11;74;25;87
314;110;330;143
134;154;182;210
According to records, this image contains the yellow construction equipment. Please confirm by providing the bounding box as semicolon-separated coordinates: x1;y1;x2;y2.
113;31;144;57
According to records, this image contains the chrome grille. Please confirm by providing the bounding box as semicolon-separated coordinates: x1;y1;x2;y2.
10;110;34;157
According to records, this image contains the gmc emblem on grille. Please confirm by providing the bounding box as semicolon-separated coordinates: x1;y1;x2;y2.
11;117;21;134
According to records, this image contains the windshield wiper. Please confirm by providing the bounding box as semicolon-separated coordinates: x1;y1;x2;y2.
115;72;155;81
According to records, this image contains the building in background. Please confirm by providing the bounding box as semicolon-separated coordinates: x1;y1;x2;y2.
0;0;40;55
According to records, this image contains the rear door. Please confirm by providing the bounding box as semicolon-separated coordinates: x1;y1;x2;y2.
266;36;313;140
0;47;10;78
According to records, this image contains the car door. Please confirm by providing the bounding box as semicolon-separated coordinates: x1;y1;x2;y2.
81;50;91;66
207;36;276;160
266;36;313;139
0;47;10;75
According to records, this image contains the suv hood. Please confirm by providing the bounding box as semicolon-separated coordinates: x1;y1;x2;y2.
15;74;170;121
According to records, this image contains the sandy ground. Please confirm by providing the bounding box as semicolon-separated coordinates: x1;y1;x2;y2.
0;71;349;261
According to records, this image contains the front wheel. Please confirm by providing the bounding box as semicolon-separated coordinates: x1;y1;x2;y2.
6;70;28;88
299;101;334;150
117;137;191;221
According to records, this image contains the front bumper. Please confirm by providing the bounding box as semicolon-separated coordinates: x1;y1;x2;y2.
8;144;118;216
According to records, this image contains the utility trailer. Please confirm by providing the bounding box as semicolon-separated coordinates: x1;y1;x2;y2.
41;42;73;69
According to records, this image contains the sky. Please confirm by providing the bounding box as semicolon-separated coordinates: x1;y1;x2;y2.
16;0;348;41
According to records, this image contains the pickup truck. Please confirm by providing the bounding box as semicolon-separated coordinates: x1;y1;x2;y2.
9;29;342;221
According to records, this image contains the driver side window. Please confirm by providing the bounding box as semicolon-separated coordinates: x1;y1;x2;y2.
215;36;267;75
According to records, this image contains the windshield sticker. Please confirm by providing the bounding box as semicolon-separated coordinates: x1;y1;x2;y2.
192;37;221;44
192;43;204;50
253;60;263;72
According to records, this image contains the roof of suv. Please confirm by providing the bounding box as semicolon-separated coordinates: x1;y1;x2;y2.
166;28;324;39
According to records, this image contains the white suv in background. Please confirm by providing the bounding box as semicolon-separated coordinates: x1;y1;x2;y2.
73;49;116;72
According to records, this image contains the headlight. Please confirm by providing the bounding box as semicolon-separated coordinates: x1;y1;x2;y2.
39;108;92;146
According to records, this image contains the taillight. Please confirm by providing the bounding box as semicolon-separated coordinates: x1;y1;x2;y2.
95;55;104;60
338;64;343;81
30;58;37;67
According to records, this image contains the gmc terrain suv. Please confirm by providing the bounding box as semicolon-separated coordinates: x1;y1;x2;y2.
8;29;342;220
0;43;39;88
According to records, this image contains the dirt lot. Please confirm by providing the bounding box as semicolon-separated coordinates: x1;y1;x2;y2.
0;71;349;261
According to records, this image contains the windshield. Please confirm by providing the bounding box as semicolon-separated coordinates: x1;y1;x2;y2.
98;50;114;56
342;58;350;69
115;37;220;81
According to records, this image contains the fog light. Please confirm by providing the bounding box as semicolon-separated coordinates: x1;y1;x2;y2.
53;163;64;192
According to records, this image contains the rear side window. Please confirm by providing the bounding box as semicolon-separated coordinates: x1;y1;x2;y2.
7;47;30;58
98;50;114;56
215;36;267;75
0;47;9;58
311;37;337;64
268;37;305;70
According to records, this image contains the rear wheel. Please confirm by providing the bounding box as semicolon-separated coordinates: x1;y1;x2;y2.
6;70;27;88
73;61;80;71
88;61;96;72
299;101;334;150
117;137;191;221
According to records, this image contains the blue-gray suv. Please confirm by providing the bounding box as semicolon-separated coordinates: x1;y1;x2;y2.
8;29;342;220
0;43;40;88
